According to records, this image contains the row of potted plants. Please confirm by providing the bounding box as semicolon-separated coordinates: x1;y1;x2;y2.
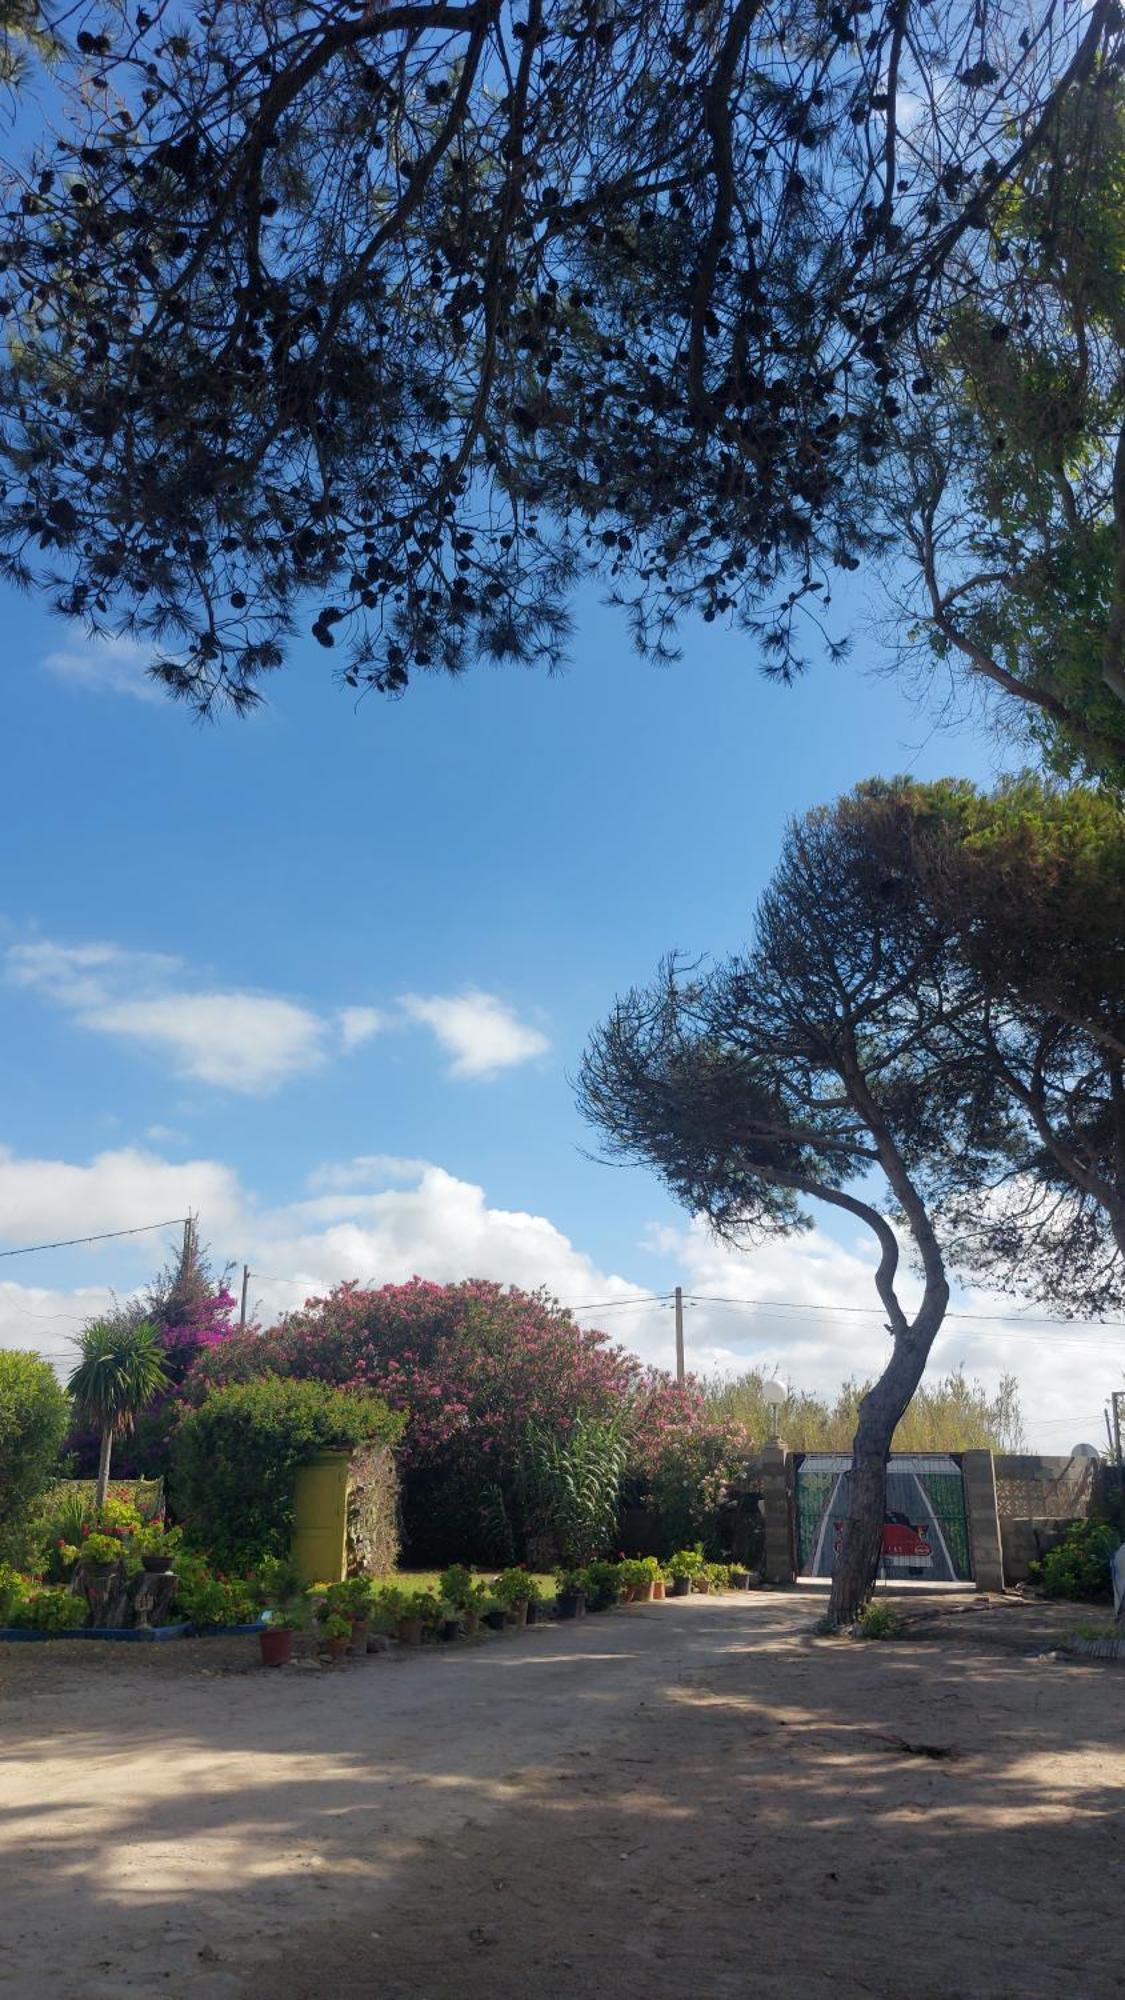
554;1549;755;1617
254;1564;551;1666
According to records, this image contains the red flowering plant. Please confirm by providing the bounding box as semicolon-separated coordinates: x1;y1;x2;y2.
189;1278;751;1565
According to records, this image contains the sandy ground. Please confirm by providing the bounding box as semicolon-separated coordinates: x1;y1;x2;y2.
2;1594;1123;2000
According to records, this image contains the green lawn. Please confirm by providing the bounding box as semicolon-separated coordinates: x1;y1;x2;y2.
369;1569;558;1602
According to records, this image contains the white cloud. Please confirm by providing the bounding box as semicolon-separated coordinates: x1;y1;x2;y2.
41;629;162;703
400;989;550;1078
0;1142;241;1262
0;1138;1111;1451
89;992;328;1093
336;1006;383;1053
8;938;330;1095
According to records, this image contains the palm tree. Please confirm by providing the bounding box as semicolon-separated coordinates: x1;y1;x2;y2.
68;1316;170;1509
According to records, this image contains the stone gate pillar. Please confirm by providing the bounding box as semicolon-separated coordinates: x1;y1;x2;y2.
962;1449;1005;1593
761;1440;797;1585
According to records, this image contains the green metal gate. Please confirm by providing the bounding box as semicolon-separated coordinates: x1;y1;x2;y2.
795;1454;973;1581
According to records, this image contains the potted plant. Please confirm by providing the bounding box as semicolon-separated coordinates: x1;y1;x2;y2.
327;1576;376;1651
77;1531;122;1580
493;1567;532;1626
437;1600;462;1642
440;1567;484;1634
666;1547;705;1597
479;1594;507;1632
653;1570;667;1601
322;1610;352;1660
729;1566;751;1590
554;1570;587;1619
132;1523;183;1574
705;1562;731;1593
251;1557;309;1666
396;1588;437;1645
622;1557;660;1603
581;1560;621;1612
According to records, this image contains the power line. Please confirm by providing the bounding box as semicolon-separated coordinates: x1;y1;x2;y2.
682;1293;1125;1331
0;1217;188;1261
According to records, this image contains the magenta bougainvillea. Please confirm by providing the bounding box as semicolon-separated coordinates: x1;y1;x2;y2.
158;1284;240;1374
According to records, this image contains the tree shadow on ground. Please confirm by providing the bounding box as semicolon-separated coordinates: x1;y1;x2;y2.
2;1598;1122;2000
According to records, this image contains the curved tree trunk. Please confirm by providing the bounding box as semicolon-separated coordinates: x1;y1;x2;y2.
95;1425;113;1512
826;1328;943;1627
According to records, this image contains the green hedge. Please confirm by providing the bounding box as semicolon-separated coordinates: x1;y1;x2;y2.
171;1376;403;1570
0;1351;70;1565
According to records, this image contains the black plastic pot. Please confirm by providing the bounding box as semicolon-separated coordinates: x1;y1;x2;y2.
670;1576;691;1597
555;1589;586;1620
141;1553;175;1574
440;1618;460;1642
730;1570;751;1591
484;1609;507;1632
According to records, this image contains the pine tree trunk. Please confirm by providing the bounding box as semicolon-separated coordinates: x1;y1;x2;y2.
826;1336;935;1627
826;1444;889;1627
95;1426;113;1511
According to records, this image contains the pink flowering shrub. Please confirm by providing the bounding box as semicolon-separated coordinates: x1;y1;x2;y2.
190;1279;751;1562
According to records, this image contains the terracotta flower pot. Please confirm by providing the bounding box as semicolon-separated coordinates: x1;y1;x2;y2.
503;1600;528;1626
694;1577;711;1594
462;1610;480;1636
326;1633;350;1661
350;1618;371;1653
633;1581;655;1603
652;1579;666;1600
620;1585;635;1604
396;1616;424;1646
260;1626;293;1668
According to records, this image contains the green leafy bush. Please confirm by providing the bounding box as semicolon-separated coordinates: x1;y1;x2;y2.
170;1548;253;1628
492;1567;539;1609
172;1376;403;1570
665;1545;706;1581
854;1604;904;1641
14;1585;89;1632
0;1562;31;1624
1031;1521;1118;1601
438;1564;475;1608
581;1559;622;1610
0;1352;70;1565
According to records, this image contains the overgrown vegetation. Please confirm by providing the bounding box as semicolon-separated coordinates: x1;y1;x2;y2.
0;1350;70;1566
171;1377;403;1571
1031;1521;1118;1601
704;1368;1026;1454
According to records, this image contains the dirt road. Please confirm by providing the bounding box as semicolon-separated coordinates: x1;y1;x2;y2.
3;1595;1122;1999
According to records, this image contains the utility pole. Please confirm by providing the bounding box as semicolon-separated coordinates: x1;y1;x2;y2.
674;1285;685;1385
239;1264;250;1331
1112;1390;1124;1470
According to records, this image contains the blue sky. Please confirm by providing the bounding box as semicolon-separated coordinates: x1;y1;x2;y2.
0;572;1115;1449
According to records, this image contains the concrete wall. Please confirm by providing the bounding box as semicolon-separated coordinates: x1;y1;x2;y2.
1000;1515;1087;1584
994;1453;1097;1522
